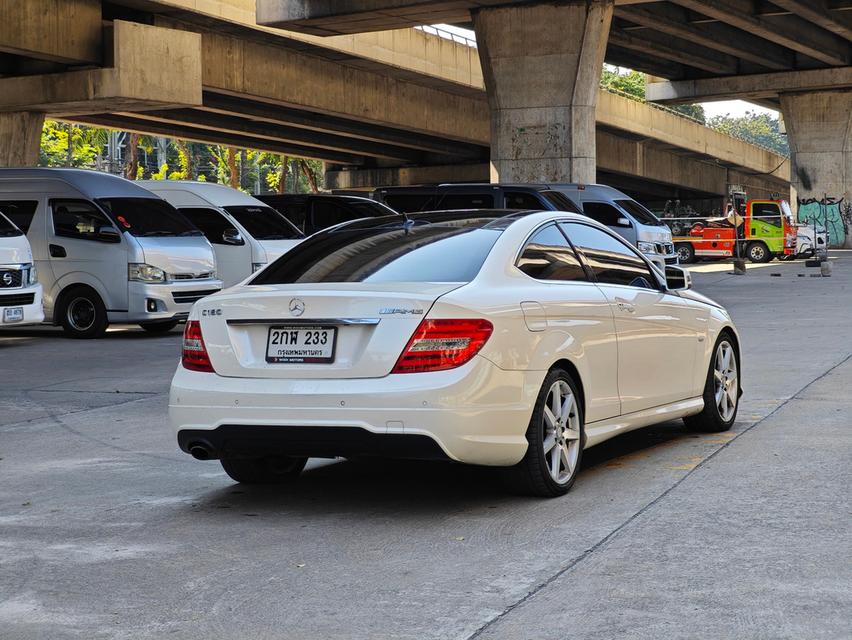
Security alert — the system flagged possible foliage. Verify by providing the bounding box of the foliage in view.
[600,66,706,123]
[707,111,789,156]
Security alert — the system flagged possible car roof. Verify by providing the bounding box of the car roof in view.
[139,180,266,207]
[0,168,158,199]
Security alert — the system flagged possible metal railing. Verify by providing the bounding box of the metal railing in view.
[415,25,477,48]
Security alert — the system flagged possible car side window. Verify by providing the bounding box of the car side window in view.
[582,202,626,227]
[505,191,545,210]
[560,222,658,290]
[309,200,355,233]
[50,200,114,241]
[180,207,237,245]
[0,200,38,233]
[516,224,587,282]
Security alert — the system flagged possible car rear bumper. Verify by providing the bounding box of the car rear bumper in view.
[169,356,543,466]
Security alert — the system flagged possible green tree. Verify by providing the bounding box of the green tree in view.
[599,66,705,123]
[707,111,788,156]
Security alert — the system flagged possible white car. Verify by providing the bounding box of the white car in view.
[170,210,741,497]
[0,210,43,327]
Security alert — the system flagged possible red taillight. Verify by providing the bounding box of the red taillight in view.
[392,318,493,374]
[182,320,214,373]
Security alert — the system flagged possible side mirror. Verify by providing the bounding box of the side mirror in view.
[616,217,632,228]
[97,226,121,243]
[222,228,244,245]
[665,265,692,291]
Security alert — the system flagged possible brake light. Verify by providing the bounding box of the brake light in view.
[182,320,214,373]
[392,319,493,374]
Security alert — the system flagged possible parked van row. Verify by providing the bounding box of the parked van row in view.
[0,168,679,339]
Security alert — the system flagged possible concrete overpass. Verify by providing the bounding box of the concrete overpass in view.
[0,0,787,205]
[260,0,851,227]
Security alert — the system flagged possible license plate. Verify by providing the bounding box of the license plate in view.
[2,307,23,324]
[266,326,336,364]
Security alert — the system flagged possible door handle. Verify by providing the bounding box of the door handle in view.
[49,244,67,258]
[616,301,635,313]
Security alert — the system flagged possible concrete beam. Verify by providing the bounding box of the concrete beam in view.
[0,0,101,65]
[646,66,852,103]
[608,28,738,75]
[0,21,202,115]
[615,5,795,71]
[0,112,45,167]
[668,0,852,66]
[474,1,614,184]
[771,0,852,42]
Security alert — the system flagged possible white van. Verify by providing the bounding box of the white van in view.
[0,209,43,327]
[0,169,222,338]
[139,181,304,287]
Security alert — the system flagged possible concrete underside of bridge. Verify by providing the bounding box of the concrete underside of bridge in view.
[0,0,788,207]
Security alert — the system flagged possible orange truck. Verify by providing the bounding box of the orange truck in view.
[673,199,797,264]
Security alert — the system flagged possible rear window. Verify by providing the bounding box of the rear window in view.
[615,199,664,226]
[97,198,201,237]
[253,220,504,285]
[223,206,303,240]
[0,212,22,237]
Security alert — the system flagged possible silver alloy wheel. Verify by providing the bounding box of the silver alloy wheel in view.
[66,296,96,332]
[542,380,581,484]
[714,340,738,422]
[749,244,767,262]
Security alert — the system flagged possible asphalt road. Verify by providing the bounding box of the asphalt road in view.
[1,255,850,639]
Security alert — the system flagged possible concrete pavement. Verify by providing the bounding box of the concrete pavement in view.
[1,253,850,639]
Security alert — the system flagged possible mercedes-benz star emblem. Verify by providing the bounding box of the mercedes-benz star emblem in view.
[2,273,12,286]
[289,298,305,317]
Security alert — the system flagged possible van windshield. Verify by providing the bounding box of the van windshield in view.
[0,212,23,237]
[223,206,303,240]
[97,198,202,237]
[615,199,665,226]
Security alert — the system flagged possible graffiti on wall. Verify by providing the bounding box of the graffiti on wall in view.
[797,196,852,248]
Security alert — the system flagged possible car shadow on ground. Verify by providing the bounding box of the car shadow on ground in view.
[185,420,699,516]
[0,325,181,343]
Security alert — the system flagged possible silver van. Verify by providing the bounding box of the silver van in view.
[549,184,678,268]
[0,169,222,338]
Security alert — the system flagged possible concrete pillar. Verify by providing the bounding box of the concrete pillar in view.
[0,112,44,166]
[780,90,852,248]
[473,1,614,184]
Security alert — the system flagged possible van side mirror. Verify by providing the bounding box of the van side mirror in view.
[97,226,121,243]
[616,217,632,227]
[665,265,692,291]
[222,228,244,245]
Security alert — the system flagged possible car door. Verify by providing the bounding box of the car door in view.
[560,221,705,415]
[180,207,249,287]
[515,223,621,422]
[48,199,128,311]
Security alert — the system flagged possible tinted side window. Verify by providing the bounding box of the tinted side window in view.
[434,193,495,210]
[51,200,114,241]
[180,207,236,245]
[505,191,546,210]
[582,202,625,227]
[382,194,438,213]
[560,223,657,289]
[309,200,355,233]
[517,224,586,282]
[0,201,37,233]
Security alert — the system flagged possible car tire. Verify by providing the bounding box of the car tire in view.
[676,243,695,264]
[139,320,179,334]
[59,286,109,339]
[746,241,772,263]
[684,333,740,433]
[220,456,308,484]
[506,368,584,497]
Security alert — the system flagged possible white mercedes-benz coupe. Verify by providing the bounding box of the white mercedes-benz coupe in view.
[170,210,741,497]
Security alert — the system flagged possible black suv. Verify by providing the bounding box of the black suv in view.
[256,194,397,235]
[373,184,581,214]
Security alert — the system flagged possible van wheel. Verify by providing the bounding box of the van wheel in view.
[676,243,695,264]
[220,456,308,484]
[139,320,179,334]
[746,242,771,263]
[506,368,584,497]
[59,286,108,339]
